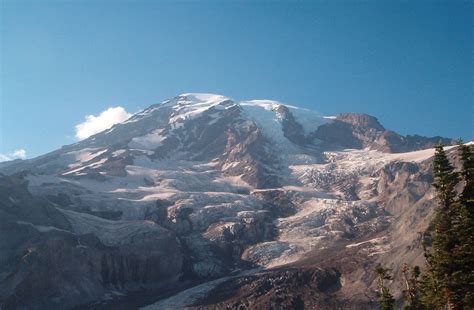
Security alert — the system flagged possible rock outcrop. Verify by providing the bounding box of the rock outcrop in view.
[0,174,183,309]
[313,113,454,152]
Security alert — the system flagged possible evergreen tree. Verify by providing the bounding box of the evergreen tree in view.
[432,144,459,207]
[452,142,474,308]
[402,264,424,310]
[381,143,473,309]
[458,141,474,206]
[421,144,460,309]
[376,265,396,310]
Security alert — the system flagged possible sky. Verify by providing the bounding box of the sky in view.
[0,0,472,159]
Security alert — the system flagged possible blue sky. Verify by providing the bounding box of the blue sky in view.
[1,0,472,159]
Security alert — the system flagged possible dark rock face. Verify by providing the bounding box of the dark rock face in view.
[218,121,279,188]
[312,118,363,149]
[202,213,276,261]
[151,101,240,161]
[337,113,385,130]
[0,174,71,230]
[313,113,455,152]
[277,105,307,146]
[252,189,297,217]
[0,175,183,310]
[187,267,372,310]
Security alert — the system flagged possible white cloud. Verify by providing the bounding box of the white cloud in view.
[75,106,132,140]
[11,149,26,159]
[0,149,27,162]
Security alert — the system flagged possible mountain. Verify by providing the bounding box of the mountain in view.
[0,93,459,309]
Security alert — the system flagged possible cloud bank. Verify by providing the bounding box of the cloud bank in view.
[0,149,27,162]
[75,107,132,140]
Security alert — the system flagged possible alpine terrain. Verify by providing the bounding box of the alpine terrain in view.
[0,93,462,309]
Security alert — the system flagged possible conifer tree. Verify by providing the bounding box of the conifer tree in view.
[376,265,396,310]
[432,144,459,207]
[452,142,474,308]
[402,264,424,310]
[458,141,474,206]
[384,143,473,309]
[421,144,460,309]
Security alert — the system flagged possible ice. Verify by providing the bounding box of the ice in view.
[287,106,329,134]
[66,148,107,166]
[16,221,72,234]
[112,149,127,157]
[140,269,259,310]
[169,93,231,124]
[128,129,165,150]
[240,99,328,150]
[240,101,292,148]
[62,157,108,175]
[390,145,457,163]
[59,209,167,246]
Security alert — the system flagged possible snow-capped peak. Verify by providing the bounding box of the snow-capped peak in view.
[178,93,230,103]
[169,93,234,125]
[240,99,282,111]
[239,99,328,141]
